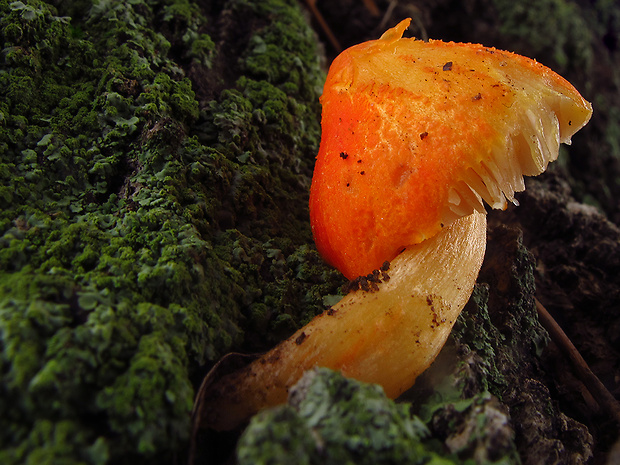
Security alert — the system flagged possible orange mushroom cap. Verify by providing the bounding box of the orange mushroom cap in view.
[309,18,592,280]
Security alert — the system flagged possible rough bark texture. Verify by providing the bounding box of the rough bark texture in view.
[1,0,339,463]
[1,0,619,464]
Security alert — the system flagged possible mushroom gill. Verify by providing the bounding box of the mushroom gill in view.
[309,18,592,279]
[195,19,593,433]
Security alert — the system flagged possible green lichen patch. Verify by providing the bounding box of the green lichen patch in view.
[489,0,593,77]
[1,0,342,463]
[429,391,519,464]
[236,368,456,465]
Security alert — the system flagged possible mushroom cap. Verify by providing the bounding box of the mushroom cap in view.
[309,18,592,280]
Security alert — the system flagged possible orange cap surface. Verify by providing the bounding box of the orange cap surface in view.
[310,19,592,279]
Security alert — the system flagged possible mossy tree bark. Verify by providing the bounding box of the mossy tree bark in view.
[2,0,619,464]
[1,0,342,463]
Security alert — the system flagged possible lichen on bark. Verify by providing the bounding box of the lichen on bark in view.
[0,0,342,463]
[3,0,619,464]
[237,367,450,465]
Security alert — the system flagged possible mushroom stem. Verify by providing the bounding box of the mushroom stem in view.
[197,211,486,431]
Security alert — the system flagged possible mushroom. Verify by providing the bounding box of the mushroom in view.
[195,19,592,432]
[309,18,592,279]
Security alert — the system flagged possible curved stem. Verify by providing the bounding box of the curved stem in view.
[196,212,486,431]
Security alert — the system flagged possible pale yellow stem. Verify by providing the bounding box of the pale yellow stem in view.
[200,211,487,431]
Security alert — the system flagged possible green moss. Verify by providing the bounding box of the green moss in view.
[1,0,341,463]
[237,405,320,465]
[449,284,507,393]
[490,0,593,76]
[237,368,457,465]
[0,419,109,465]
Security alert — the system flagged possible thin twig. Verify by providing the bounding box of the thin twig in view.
[304,0,342,53]
[535,298,620,426]
[362,0,381,17]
